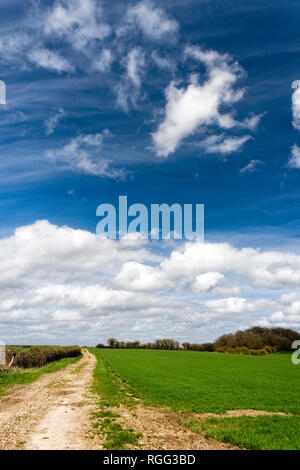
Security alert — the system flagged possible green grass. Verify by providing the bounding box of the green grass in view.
[90,348,133,408]
[89,349,300,414]
[89,348,141,449]
[0,354,82,395]
[184,415,300,450]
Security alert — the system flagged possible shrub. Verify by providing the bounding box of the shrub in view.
[5,345,81,369]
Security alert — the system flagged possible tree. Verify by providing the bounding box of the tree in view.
[107,338,118,348]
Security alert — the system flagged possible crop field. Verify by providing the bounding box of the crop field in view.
[90,348,300,449]
[92,349,300,414]
[0,345,299,449]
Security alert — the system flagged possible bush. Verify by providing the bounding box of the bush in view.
[5,345,81,369]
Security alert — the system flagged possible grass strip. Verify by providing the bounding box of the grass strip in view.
[183,415,300,450]
[0,354,82,395]
[89,348,141,449]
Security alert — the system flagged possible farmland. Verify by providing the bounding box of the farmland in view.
[1,345,299,450]
[91,348,300,414]
[89,348,300,450]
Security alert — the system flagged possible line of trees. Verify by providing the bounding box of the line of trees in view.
[96,338,214,352]
[96,327,300,355]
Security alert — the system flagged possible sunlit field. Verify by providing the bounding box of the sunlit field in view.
[91,349,299,414]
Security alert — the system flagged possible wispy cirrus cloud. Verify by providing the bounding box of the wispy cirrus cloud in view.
[115,47,146,111]
[117,0,179,41]
[28,48,74,73]
[288,144,300,169]
[43,0,110,51]
[46,131,125,179]
[292,80,300,131]
[200,134,252,156]
[44,109,65,135]
[289,81,300,169]
[91,48,114,73]
[239,159,262,174]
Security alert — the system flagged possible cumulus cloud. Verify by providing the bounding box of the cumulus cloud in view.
[192,272,224,293]
[120,241,300,291]
[46,131,125,178]
[152,46,260,157]
[1,221,300,344]
[119,0,179,41]
[28,48,74,73]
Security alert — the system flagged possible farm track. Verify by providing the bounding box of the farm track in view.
[0,349,284,450]
[0,349,102,450]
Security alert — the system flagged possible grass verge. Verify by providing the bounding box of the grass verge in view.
[183,415,300,450]
[0,354,82,395]
[89,348,142,450]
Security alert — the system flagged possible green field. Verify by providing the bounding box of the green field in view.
[90,348,300,414]
[89,348,300,449]
[184,415,300,450]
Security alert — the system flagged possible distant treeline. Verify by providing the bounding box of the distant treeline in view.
[96,327,300,356]
[5,345,81,369]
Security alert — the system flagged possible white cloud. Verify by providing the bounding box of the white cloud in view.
[0,33,33,62]
[200,134,252,155]
[292,80,300,131]
[47,131,125,178]
[44,0,110,51]
[44,109,65,135]
[115,261,171,291]
[126,47,146,88]
[288,144,300,169]
[241,113,264,131]
[151,51,174,70]
[122,241,300,291]
[193,272,224,293]
[92,48,113,73]
[119,0,179,41]
[240,159,262,174]
[28,48,74,73]
[289,82,300,170]
[115,47,146,111]
[152,46,258,157]
[0,221,300,344]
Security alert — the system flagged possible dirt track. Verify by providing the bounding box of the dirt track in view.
[0,349,100,450]
[0,349,236,450]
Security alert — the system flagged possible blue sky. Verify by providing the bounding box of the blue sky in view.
[1,0,300,345]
